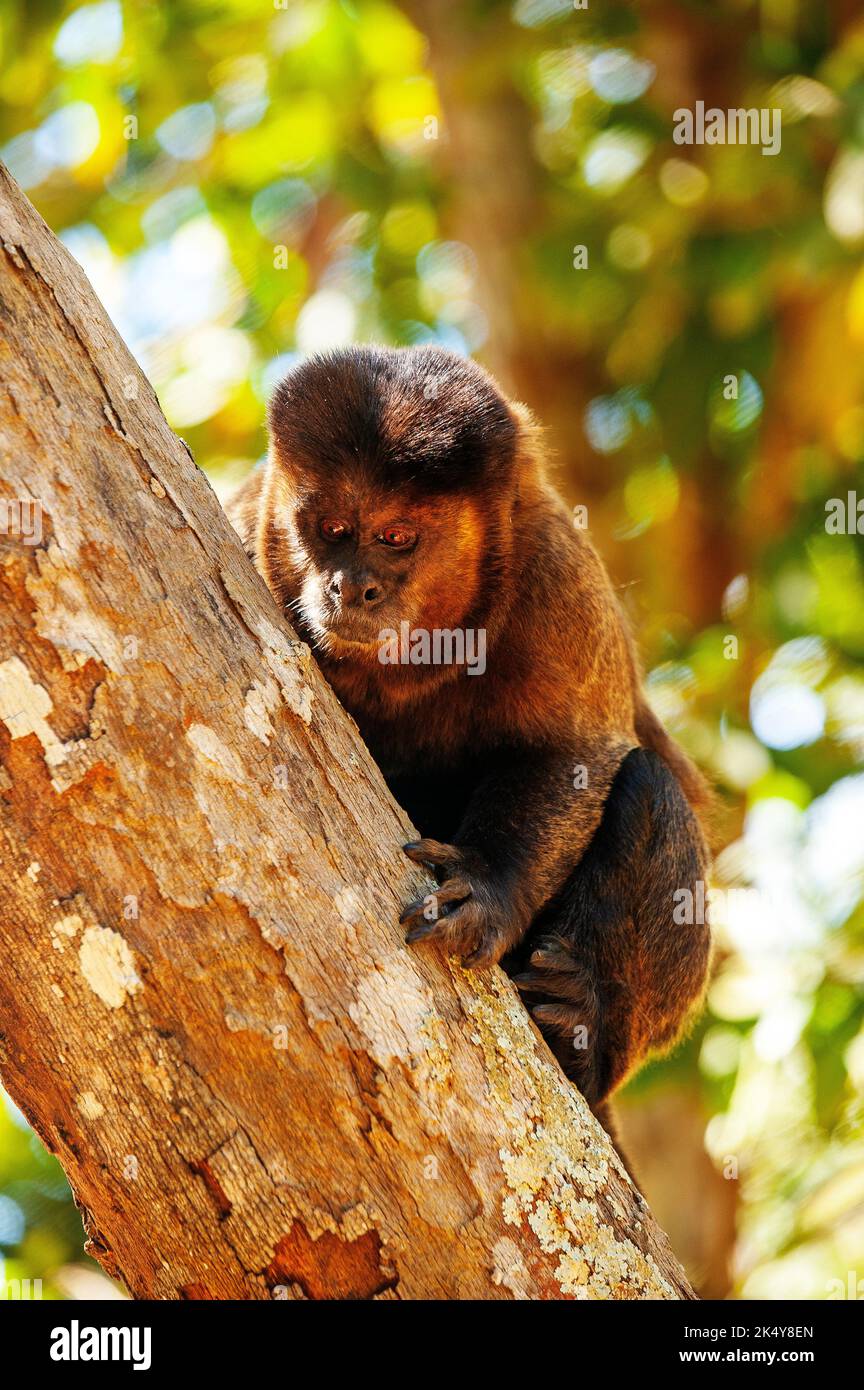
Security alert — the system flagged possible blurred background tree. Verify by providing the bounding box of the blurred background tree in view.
[1,0,862,1301]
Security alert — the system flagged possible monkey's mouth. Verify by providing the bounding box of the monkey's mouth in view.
[326,608,387,644]
[301,602,387,650]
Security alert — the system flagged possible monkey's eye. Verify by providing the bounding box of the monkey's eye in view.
[319,517,352,542]
[379,525,417,550]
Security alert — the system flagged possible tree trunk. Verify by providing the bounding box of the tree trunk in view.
[0,164,693,1301]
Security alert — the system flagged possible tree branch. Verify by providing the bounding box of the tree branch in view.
[0,164,693,1300]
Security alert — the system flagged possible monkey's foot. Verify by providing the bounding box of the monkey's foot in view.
[400,839,516,970]
[512,935,605,1103]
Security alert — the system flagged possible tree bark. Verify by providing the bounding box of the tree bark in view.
[0,164,693,1301]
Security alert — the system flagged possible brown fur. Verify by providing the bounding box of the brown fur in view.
[228,345,712,1121]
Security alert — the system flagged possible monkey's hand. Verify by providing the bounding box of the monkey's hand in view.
[400,839,519,969]
[399,741,631,970]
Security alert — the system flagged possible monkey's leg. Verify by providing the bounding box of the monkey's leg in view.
[400,738,632,969]
[511,747,711,1106]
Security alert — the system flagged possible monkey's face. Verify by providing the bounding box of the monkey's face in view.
[284,484,487,657]
[264,345,528,662]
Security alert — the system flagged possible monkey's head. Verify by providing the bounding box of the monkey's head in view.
[263,346,536,662]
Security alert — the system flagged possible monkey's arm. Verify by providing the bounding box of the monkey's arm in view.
[400,526,639,969]
[400,735,632,969]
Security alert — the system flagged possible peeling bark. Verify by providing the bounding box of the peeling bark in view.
[0,164,694,1301]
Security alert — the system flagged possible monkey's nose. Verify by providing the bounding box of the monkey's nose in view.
[331,575,385,608]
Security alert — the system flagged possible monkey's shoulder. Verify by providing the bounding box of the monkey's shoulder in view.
[225,467,265,559]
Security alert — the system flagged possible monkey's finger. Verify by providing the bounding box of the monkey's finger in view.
[462,938,505,971]
[512,938,576,988]
[407,893,480,948]
[400,877,472,926]
[528,941,580,974]
[401,899,436,934]
[532,934,575,962]
[513,969,587,1004]
[439,904,502,969]
[402,839,463,869]
[401,901,454,941]
[404,922,445,945]
[531,1002,588,1037]
[512,970,547,993]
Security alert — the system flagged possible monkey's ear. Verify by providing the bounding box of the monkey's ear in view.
[508,399,546,475]
[509,400,536,431]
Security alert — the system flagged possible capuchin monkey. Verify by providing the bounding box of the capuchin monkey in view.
[227,345,711,1137]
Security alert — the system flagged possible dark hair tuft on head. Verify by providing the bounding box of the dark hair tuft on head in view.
[268,345,517,491]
